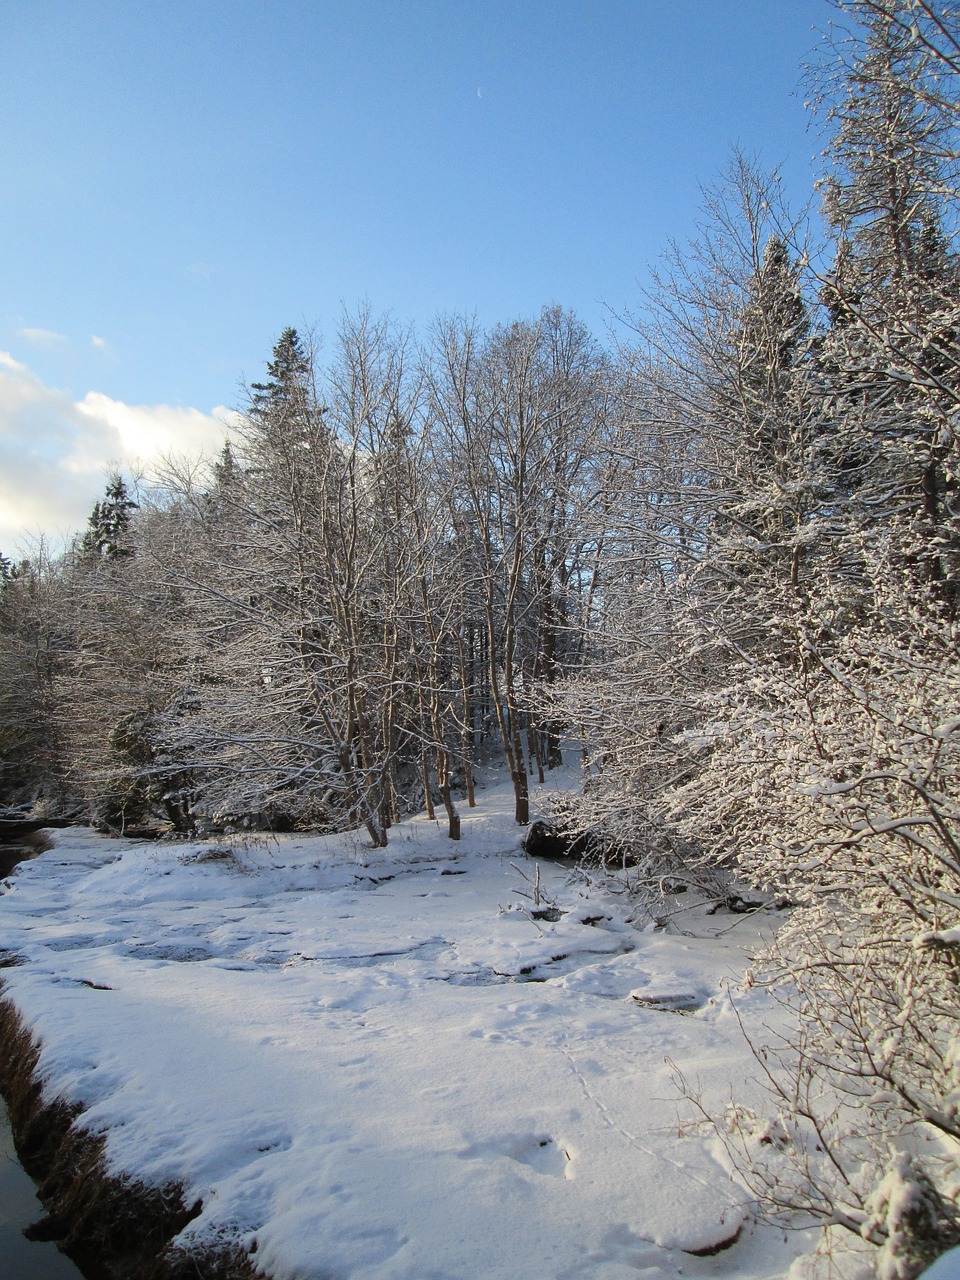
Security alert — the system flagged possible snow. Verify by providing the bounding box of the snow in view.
[0,770,821,1279]
[915,926,960,950]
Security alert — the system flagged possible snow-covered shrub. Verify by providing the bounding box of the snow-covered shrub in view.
[670,554,960,1276]
[863,1155,960,1280]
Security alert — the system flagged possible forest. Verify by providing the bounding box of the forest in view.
[2,2,960,1275]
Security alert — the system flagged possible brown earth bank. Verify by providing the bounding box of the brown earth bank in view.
[0,990,264,1280]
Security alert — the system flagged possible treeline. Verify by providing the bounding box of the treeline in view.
[2,2,960,1270]
[1,305,611,843]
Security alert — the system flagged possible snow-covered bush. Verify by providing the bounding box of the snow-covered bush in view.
[671,552,960,1277]
[864,1155,960,1280]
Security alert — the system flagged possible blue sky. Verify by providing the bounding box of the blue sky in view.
[1,0,831,547]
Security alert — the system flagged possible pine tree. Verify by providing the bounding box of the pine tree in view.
[709,232,820,601]
[251,327,310,403]
[816,0,960,602]
[249,327,313,433]
[80,475,139,560]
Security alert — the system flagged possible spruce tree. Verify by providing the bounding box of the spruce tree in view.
[711,233,817,592]
[249,327,316,449]
[817,0,960,603]
[80,475,138,560]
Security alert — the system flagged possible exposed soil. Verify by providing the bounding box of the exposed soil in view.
[0,992,264,1280]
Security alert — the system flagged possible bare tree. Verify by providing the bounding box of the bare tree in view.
[541,156,823,877]
[425,308,607,825]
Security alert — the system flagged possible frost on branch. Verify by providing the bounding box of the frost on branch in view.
[660,545,960,1275]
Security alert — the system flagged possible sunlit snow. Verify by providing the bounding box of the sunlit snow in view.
[0,768,820,1279]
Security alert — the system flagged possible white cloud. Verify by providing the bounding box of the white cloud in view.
[75,392,235,467]
[18,326,68,349]
[91,335,107,349]
[0,352,237,552]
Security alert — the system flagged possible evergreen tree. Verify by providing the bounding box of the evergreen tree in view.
[816,0,960,603]
[250,326,311,413]
[248,327,319,458]
[80,475,139,560]
[820,10,950,294]
[709,232,820,601]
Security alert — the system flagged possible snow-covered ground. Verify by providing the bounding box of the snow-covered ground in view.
[0,769,827,1279]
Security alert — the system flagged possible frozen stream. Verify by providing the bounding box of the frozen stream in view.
[1,833,86,1280]
[0,787,819,1279]
[0,1099,86,1280]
